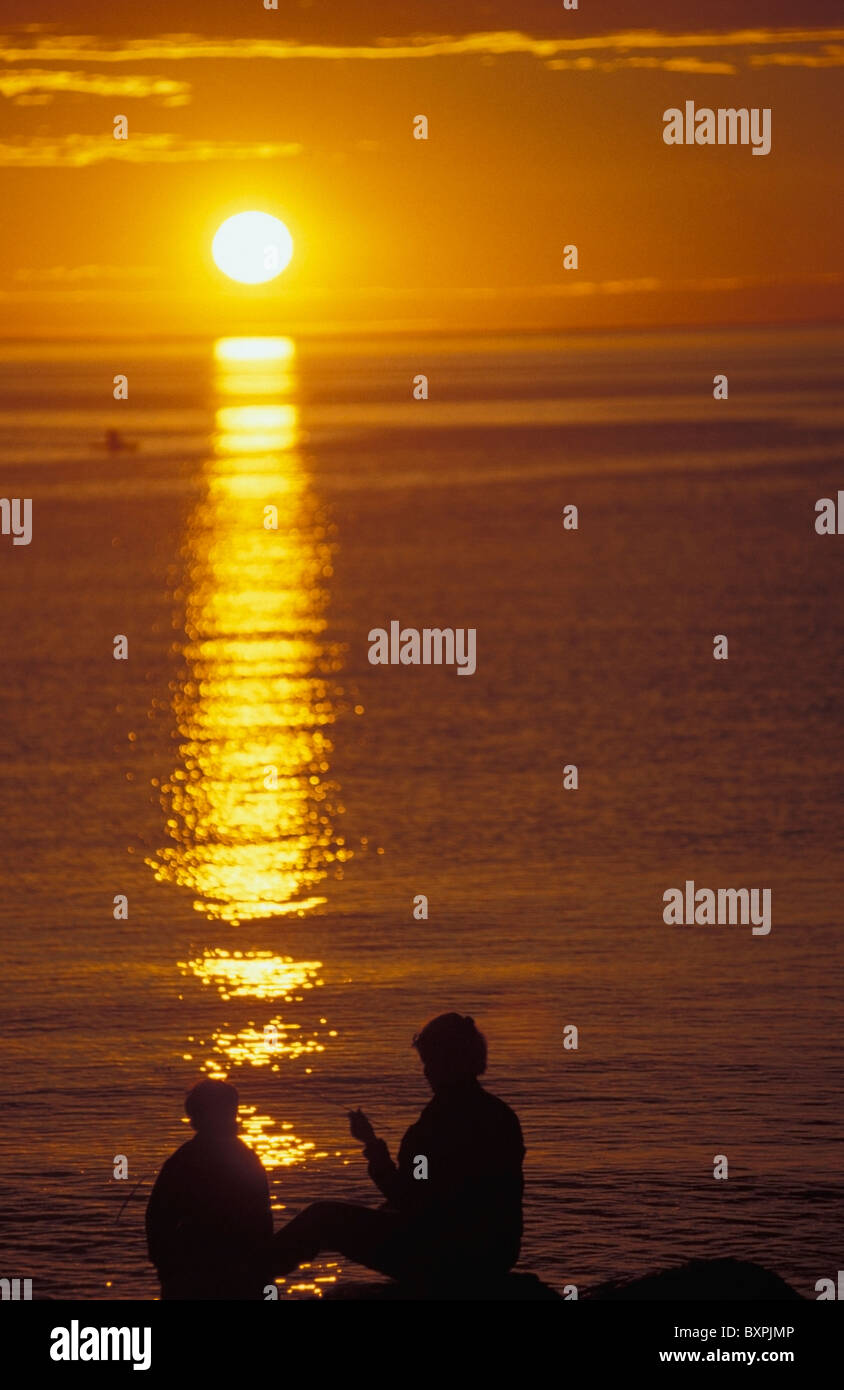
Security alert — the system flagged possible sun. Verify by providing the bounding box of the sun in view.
[212,211,294,285]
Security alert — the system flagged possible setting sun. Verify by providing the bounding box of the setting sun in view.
[212,211,293,285]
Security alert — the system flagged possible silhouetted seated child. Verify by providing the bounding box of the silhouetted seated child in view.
[271,1013,525,1290]
[146,1079,272,1300]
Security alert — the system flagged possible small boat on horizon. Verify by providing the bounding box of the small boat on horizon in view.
[99,428,139,453]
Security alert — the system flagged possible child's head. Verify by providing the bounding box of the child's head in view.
[185,1079,239,1136]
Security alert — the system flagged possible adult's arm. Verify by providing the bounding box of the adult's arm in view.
[364,1134,414,1209]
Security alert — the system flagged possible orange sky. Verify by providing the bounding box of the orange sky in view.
[0,4,842,337]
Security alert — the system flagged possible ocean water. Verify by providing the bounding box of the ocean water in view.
[0,325,843,1300]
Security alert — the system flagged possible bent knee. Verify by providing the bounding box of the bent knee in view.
[296,1199,351,1229]
[305,1200,340,1219]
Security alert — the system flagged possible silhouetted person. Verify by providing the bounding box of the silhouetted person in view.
[272,1014,525,1289]
[146,1079,272,1300]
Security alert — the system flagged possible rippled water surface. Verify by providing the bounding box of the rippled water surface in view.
[1,327,842,1299]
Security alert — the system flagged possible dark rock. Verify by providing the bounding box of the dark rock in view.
[587,1258,803,1301]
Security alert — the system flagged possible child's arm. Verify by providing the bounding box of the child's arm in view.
[145,1160,179,1271]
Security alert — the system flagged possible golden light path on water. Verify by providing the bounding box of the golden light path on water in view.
[149,333,351,923]
[178,951,338,1171]
[148,341,350,1288]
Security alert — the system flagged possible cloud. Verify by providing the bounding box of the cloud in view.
[751,43,844,67]
[0,28,842,65]
[547,56,738,74]
[13,264,157,283]
[0,133,303,166]
[0,68,191,103]
[405,272,844,299]
[3,270,841,307]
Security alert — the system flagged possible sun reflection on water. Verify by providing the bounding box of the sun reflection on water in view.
[184,947,324,1001]
[176,949,337,1171]
[148,338,350,1197]
[148,335,350,923]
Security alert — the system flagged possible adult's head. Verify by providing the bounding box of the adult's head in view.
[413,1013,487,1092]
[185,1079,239,1137]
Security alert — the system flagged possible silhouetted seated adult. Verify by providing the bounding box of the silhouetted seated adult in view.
[271,1013,525,1291]
[146,1079,272,1300]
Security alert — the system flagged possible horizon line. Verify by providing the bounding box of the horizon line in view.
[0,316,841,346]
